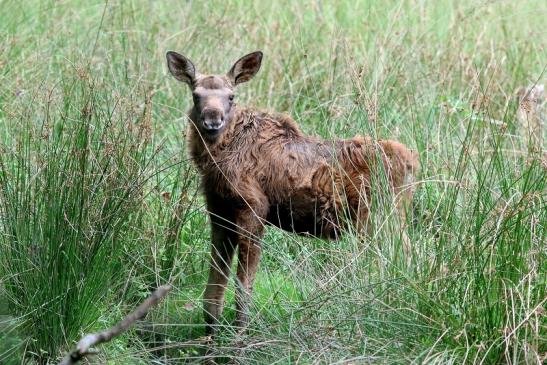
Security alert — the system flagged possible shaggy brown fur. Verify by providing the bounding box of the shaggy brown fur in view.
[166,51,420,337]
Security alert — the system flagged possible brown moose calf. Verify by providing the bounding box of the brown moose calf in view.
[166,50,419,337]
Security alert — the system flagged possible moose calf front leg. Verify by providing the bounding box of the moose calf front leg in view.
[203,222,236,337]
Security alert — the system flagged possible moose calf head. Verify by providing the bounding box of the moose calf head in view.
[166,50,263,141]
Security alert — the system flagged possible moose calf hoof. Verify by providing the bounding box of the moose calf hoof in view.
[202,338,218,365]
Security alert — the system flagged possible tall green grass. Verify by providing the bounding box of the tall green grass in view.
[0,73,153,361]
[0,0,545,363]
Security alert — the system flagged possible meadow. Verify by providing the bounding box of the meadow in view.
[0,0,545,363]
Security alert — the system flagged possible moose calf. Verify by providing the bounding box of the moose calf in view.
[166,50,419,337]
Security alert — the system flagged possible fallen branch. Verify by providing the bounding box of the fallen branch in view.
[59,285,172,365]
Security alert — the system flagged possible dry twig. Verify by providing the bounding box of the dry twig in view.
[58,285,172,365]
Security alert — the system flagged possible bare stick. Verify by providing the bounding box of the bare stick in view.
[59,285,172,365]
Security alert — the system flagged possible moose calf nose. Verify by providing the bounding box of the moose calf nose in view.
[203,119,223,130]
[201,108,225,131]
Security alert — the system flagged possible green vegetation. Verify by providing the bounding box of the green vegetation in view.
[0,0,545,363]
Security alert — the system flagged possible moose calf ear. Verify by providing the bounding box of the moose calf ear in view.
[227,51,263,86]
[166,51,197,85]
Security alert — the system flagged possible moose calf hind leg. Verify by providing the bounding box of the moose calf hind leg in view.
[234,241,262,330]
